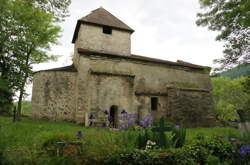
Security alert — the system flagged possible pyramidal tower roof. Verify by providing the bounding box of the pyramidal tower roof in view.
[72,7,134,43]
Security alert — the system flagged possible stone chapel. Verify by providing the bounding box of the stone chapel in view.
[30,7,215,127]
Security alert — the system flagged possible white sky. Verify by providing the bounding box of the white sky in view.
[26,0,224,100]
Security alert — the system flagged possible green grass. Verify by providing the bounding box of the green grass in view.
[0,116,139,163]
[0,116,242,164]
[186,127,241,141]
[0,116,241,148]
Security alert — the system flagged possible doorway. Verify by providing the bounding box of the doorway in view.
[109,105,118,128]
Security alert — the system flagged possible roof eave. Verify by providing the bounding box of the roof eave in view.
[77,48,208,71]
[72,20,134,43]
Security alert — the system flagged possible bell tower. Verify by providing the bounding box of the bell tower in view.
[72,7,134,62]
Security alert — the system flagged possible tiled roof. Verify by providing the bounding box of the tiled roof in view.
[34,64,77,73]
[77,48,209,70]
[72,7,134,43]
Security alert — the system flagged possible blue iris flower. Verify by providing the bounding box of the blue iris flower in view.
[121,109,127,114]
[175,125,180,129]
[139,120,147,127]
[104,110,109,115]
[108,116,113,122]
[240,145,250,151]
[240,151,247,157]
[239,144,250,157]
[77,131,83,137]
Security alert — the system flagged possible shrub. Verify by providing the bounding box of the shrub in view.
[174,136,238,164]
[137,128,151,149]
[0,78,13,116]
[103,149,153,165]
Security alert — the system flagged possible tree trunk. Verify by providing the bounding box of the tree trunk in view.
[16,77,27,120]
[16,48,32,120]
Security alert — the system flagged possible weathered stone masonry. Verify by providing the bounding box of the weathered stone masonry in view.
[30,7,215,127]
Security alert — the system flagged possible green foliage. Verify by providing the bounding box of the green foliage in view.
[137,128,150,149]
[211,77,248,124]
[151,118,170,148]
[242,73,250,120]
[205,155,221,165]
[0,0,70,119]
[21,100,31,116]
[42,134,76,155]
[172,127,186,148]
[213,64,250,79]
[196,0,250,70]
[0,117,243,164]
[174,136,237,164]
[0,78,13,115]
[14,100,31,116]
[103,149,153,165]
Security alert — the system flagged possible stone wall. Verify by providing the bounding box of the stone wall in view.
[82,55,212,92]
[167,87,215,127]
[74,55,214,126]
[75,24,131,56]
[31,53,215,127]
[89,72,135,114]
[30,71,77,121]
[135,95,168,121]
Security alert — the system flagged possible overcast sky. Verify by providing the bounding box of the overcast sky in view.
[27,0,224,99]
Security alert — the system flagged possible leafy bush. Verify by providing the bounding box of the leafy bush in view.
[174,136,238,164]
[0,78,13,116]
[103,149,153,165]
[137,128,151,149]
[212,77,248,125]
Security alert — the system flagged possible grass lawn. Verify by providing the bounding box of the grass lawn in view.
[0,116,241,147]
[0,116,244,164]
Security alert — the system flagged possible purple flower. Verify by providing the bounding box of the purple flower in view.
[240,145,250,152]
[144,114,153,126]
[121,109,127,114]
[145,114,152,119]
[118,123,123,130]
[240,151,248,157]
[100,122,106,127]
[239,145,250,157]
[175,125,180,129]
[127,119,135,124]
[89,114,95,119]
[139,120,147,127]
[77,131,83,137]
[104,110,109,115]
[108,116,113,122]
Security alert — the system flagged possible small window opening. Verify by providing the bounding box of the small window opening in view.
[151,97,158,111]
[103,26,112,34]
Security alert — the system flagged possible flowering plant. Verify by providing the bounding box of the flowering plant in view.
[239,144,250,157]
[145,140,156,150]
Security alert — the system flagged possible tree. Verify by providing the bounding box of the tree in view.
[242,72,250,120]
[0,0,71,119]
[0,78,13,115]
[212,77,248,124]
[196,0,250,71]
